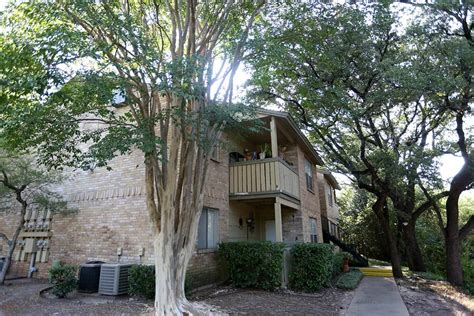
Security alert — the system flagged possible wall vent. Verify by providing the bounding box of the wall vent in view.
[98,263,132,295]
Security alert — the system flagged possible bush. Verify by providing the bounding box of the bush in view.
[336,270,363,290]
[129,265,155,299]
[48,261,78,298]
[219,241,286,290]
[289,243,334,292]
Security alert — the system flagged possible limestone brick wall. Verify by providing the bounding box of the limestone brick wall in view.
[296,146,323,243]
[0,207,19,259]
[317,173,340,222]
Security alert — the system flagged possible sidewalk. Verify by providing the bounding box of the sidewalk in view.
[346,276,409,316]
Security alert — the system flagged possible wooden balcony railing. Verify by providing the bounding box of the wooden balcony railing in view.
[229,158,300,199]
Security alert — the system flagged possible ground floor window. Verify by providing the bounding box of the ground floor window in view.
[197,207,219,249]
[310,217,318,243]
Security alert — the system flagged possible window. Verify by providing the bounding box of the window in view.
[327,186,334,207]
[210,143,219,161]
[310,218,318,243]
[304,159,314,191]
[197,208,219,249]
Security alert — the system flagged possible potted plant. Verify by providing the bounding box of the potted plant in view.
[342,255,350,273]
[259,144,271,159]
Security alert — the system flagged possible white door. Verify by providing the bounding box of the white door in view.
[265,220,276,242]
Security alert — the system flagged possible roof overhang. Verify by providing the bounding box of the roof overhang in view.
[256,109,324,166]
[318,169,341,190]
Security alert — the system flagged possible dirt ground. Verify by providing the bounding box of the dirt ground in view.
[397,276,474,316]
[1,277,473,315]
[0,278,353,316]
[0,278,152,316]
[190,286,354,315]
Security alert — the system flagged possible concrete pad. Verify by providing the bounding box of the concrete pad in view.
[346,277,409,316]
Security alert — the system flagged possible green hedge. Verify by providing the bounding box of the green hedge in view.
[218,241,286,290]
[129,265,155,299]
[128,265,195,299]
[336,270,364,290]
[48,261,78,298]
[289,243,334,292]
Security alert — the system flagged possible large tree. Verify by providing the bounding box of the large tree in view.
[0,1,264,313]
[247,1,452,276]
[410,0,474,286]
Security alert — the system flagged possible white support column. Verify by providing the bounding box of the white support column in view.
[270,116,278,158]
[274,198,283,242]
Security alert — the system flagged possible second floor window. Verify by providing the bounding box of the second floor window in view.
[327,186,334,206]
[310,218,318,243]
[210,143,219,161]
[197,207,219,250]
[304,159,314,191]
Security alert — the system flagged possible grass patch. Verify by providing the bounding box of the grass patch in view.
[413,271,446,281]
[336,270,364,290]
[368,258,391,266]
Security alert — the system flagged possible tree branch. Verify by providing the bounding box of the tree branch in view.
[459,215,474,241]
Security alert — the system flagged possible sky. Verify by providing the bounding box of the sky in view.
[0,0,470,192]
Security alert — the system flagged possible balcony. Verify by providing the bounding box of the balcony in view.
[229,157,300,200]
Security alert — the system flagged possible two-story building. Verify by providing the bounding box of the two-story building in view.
[0,109,341,289]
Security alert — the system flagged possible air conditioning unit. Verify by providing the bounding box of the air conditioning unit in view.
[98,263,132,295]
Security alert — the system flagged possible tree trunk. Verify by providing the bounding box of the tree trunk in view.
[151,192,204,315]
[445,192,463,286]
[373,196,403,278]
[0,205,26,284]
[445,161,473,286]
[143,122,211,314]
[403,220,426,272]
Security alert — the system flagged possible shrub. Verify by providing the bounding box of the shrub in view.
[336,270,363,290]
[129,265,155,299]
[289,243,334,292]
[219,241,286,290]
[48,261,78,298]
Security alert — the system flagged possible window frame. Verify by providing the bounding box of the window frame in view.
[304,158,314,192]
[309,217,318,243]
[197,207,220,250]
[210,143,220,162]
[327,186,334,207]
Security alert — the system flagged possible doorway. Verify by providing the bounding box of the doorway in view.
[265,220,276,242]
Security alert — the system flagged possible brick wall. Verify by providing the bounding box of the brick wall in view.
[0,118,327,289]
[296,146,324,243]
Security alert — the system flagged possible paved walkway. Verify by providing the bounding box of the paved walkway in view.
[346,276,409,316]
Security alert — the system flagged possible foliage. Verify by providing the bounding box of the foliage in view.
[129,265,155,300]
[218,241,285,290]
[0,153,69,212]
[416,194,474,291]
[416,211,446,275]
[48,261,78,298]
[0,0,265,310]
[289,243,334,292]
[338,186,391,262]
[0,152,73,284]
[335,270,364,290]
[246,0,463,275]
